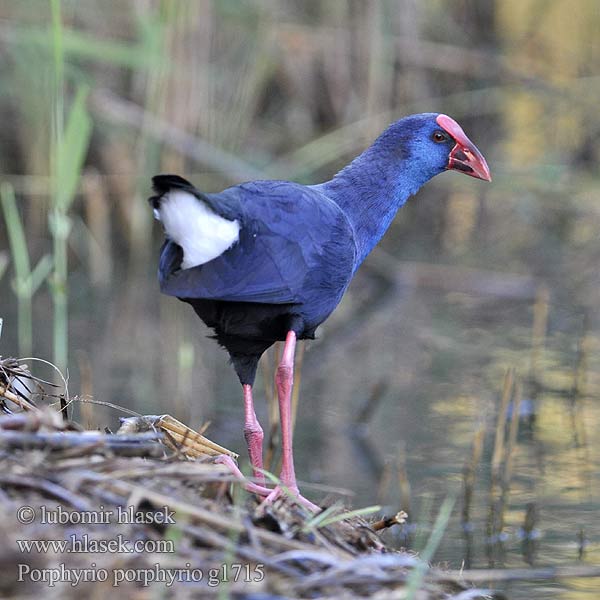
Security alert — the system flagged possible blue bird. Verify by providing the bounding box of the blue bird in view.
[149,113,491,510]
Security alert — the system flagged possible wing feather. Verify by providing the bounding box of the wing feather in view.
[154,178,356,305]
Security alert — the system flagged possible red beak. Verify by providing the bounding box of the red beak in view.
[436,114,492,182]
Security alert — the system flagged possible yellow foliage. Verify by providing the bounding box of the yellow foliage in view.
[496,0,600,164]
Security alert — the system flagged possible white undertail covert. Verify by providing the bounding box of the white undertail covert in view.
[155,190,240,269]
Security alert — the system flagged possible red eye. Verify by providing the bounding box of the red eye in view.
[432,131,447,143]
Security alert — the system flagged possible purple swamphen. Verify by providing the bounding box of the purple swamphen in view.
[149,113,491,510]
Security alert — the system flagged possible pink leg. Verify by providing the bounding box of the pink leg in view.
[275,331,298,491]
[242,384,266,486]
[263,331,319,512]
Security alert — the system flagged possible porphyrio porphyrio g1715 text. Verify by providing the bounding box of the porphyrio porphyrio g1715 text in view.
[149,113,491,511]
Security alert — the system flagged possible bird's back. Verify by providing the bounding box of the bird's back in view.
[153,176,356,334]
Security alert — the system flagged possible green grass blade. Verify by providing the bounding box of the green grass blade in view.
[0,182,31,279]
[1,182,34,356]
[55,85,93,212]
[50,0,64,143]
[317,504,382,528]
[29,255,54,294]
[13,27,161,71]
[302,502,343,531]
[256,468,281,487]
[405,496,456,600]
[61,27,161,69]
[303,503,382,531]
[412,493,433,553]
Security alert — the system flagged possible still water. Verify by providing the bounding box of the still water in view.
[283,272,599,600]
[192,177,600,599]
[2,175,599,599]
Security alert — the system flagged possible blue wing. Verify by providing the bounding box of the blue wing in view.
[154,177,357,307]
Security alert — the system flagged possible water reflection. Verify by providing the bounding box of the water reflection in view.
[2,83,600,600]
[284,264,599,599]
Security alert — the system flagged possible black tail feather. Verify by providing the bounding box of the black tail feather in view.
[151,174,196,195]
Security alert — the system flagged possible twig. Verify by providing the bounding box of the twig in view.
[154,414,237,458]
[0,474,92,511]
[0,383,38,411]
[184,522,301,578]
[372,511,408,532]
[0,431,164,456]
[93,481,357,559]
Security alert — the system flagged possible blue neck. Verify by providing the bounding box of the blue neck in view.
[316,142,438,268]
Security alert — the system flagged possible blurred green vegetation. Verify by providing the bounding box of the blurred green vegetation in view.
[0,1,599,595]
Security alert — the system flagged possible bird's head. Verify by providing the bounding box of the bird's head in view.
[377,112,491,183]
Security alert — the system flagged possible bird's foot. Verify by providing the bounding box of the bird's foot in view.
[214,454,272,496]
[259,484,320,513]
[215,455,320,512]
